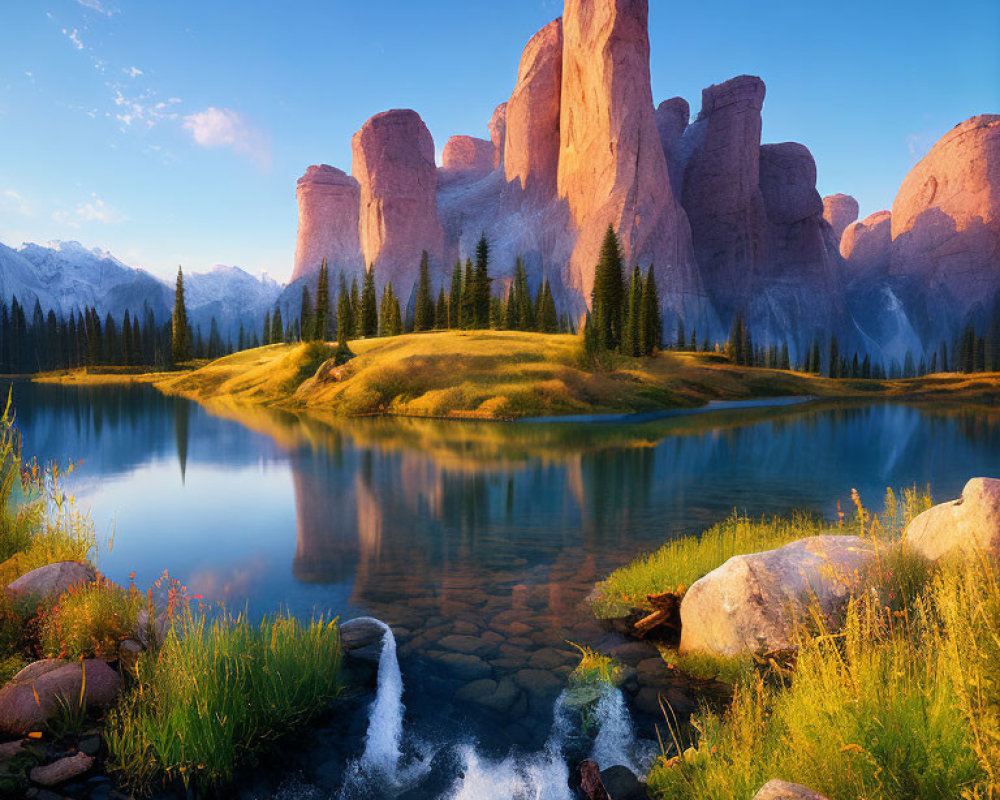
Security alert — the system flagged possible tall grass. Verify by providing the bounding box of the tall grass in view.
[592,512,836,618]
[104,610,343,794]
[41,579,144,659]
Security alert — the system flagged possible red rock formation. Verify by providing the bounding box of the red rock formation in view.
[442,136,495,175]
[681,75,767,315]
[352,109,445,289]
[890,115,1000,309]
[656,97,690,196]
[489,103,507,169]
[841,210,891,277]
[558,0,698,312]
[292,165,362,283]
[504,17,563,198]
[822,193,859,243]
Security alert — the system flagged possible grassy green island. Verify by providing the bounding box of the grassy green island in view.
[34,331,1000,421]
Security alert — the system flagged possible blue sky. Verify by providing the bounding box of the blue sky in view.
[0,0,997,284]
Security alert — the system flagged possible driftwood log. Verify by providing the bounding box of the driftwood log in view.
[633,591,682,636]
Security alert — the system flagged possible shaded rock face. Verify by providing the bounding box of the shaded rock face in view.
[890,115,1000,316]
[558,0,702,328]
[681,75,767,319]
[489,102,508,170]
[656,97,690,197]
[504,17,563,199]
[679,536,879,657]
[292,165,363,284]
[823,193,860,243]
[442,136,496,175]
[841,210,892,278]
[759,143,823,225]
[352,109,445,290]
[0,659,121,736]
[754,780,831,800]
[340,616,387,663]
[904,477,1000,562]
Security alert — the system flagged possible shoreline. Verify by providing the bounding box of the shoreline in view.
[518,394,817,424]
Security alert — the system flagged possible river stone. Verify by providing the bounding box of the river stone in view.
[6,562,96,604]
[528,647,573,670]
[427,652,491,681]
[680,536,879,657]
[753,779,831,800]
[513,669,563,699]
[0,739,24,760]
[29,752,94,786]
[455,677,520,714]
[904,478,1000,562]
[339,617,386,663]
[0,660,121,736]
[600,765,649,800]
[438,634,493,657]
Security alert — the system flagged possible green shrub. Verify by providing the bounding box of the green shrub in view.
[569,642,623,687]
[104,611,343,793]
[41,580,143,659]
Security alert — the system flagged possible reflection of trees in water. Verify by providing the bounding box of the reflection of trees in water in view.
[173,399,190,483]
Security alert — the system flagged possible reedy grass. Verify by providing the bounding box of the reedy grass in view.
[41,579,143,659]
[568,642,624,687]
[104,609,343,795]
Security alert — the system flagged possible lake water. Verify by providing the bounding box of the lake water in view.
[6,380,1000,798]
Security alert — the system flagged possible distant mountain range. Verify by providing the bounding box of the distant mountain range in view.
[0,240,284,339]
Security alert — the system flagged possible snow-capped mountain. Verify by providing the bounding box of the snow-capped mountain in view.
[0,240,284,338]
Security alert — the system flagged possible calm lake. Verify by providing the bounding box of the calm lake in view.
[6,381,1000,798]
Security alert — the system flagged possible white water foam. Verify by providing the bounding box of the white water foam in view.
[359,620,404,778]
[590,686,642,774]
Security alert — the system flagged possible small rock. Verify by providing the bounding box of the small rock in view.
[6,562,96,606]
[339,617,387,663]
[455,677,520,714]
[134,609,168,649]
[600,765,649,800]
[904,478,1000,562]
[753,779,831,800]
[0,660,121,736]
[572,759,610,800]
[78,734,100,756]
[0,738,25,760]
[513,669,563,699]
[426,652,491,681]
[528,647,572,671]
[29,752,94,786]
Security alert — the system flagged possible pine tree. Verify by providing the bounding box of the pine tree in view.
[300,286,314,343]
[448,260,463,329]
[360,265,378,338]
[638,265,661,356]
[434,288,448,329]
[171,266,192,363]
[461,259,476,329]
[238,324,246,351]
[350,277,361,336]
[380,281,403,337]
[536,279,558,333]
[474,234,491,327]
[313,259,330,341]
[262,310,271,346]
[676,317,685,352]
[621,267,643,356]
[590,226,626,351]
[122,311,133,366]
[780,342,790,371]
[414,251,435,332]
[271,305,283,344]
[828,336,841,378]
[337,273,354,341]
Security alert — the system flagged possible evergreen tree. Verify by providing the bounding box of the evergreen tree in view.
[300,286,314,343]
[122,311,133,366]
[536,279,559,333]
[271,305,283,344]
[434,288,448,329]
[350,277,361,336]
[414,250,435,332]
[379,281,403,336]
[314,259,330,341]
[460,259,476,329]
[360,265,378,338]
[262,310,271,346]
[676,317,685,352]
[780,342,790,371]
[638,265,661,356]
[337,281,352,346]
[171,266,192,363]
[621,267,643,356]
[828,335,841,378]
[448,260,463,329]
[238,324,246,351]
[474,234,491,327]
[589,226,626,352]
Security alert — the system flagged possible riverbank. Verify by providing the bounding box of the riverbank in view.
[35,332,1000,421]
[589,487,1000,800]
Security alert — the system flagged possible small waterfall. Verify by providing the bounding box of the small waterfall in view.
[590,686,641,773]
[359,619,404,779]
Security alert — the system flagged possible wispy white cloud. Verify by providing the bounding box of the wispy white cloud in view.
[183,107,271,170]
[2,190,34,218]
[111,88,180,129]
[62,27,84,50]
[52,193,128,227]
[124,66,143,78]
[76,0,116,16]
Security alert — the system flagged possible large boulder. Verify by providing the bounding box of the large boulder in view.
[681,75,768,318]
[822,193,860,243]
[904,477,1000,562]
[841,210,892,278]
[679,536,879,657]
[753,780,831,800]
[558,0,701,323]
[340,616,387,663]
[504,17,563,199]
[291,165,363,283]
[890,115,1000,314]
[351,109,445,290]
[442,136,496,175]
[0,659,121,736]
[6,561,96,605]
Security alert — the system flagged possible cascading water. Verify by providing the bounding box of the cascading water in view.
[359,619,404,779]
[590,686,648,774]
